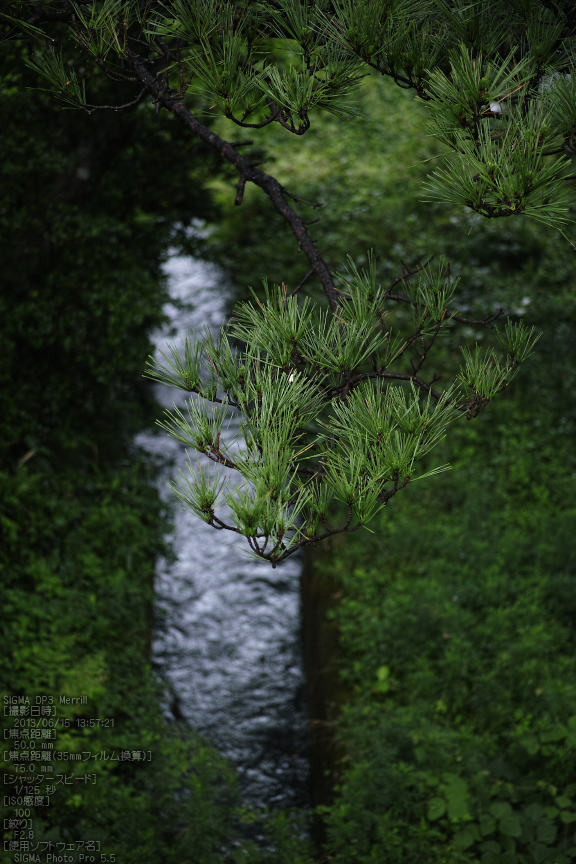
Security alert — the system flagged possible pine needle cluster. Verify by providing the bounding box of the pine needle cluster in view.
[7,1,576,233]
[146,259,538,565]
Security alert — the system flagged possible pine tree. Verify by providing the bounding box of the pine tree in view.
[5,0,575,565]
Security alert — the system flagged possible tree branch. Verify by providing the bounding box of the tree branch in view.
[127,53,340,313]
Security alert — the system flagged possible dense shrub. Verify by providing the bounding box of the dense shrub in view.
[319,399,576,864]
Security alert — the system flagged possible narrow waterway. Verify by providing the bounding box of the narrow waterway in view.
[137,252,310,809]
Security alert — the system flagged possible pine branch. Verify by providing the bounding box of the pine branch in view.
[125,50,340,312]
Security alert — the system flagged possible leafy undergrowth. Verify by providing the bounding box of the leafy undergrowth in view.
[0,458,315,863]
[317,404,576,864]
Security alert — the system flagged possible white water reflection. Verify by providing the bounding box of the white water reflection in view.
[137,253,309,807]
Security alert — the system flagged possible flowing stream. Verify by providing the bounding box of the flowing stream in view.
[137,252,310,810]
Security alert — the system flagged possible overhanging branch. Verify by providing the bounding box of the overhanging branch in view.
[128,54,340,313]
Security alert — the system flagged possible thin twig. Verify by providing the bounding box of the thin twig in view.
[289,268,314,297]
[235,175,247,206]
[83,87,147,111]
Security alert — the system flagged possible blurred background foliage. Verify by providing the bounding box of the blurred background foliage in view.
[2,28,576,863]
[316,404,576,863]
[0,37,219,454]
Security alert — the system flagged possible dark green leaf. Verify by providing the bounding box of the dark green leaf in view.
[480,814,497,836]
[499,815,522,837]
[454,828,476,849]
[490,802,513,820]
[428,796,447,821]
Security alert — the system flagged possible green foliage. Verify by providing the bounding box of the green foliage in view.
[26,45,88,107]
[8,0,576,551]
[316,372,576,863]
[422,43,575,228]
[459,320,540,403]
[9,0,576,233]
[0,461,315,862]
[0,461,243,863]
[147,254,539,565]
[0,37,219,455]
[205,73,445,291]
[4,5,576,860]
